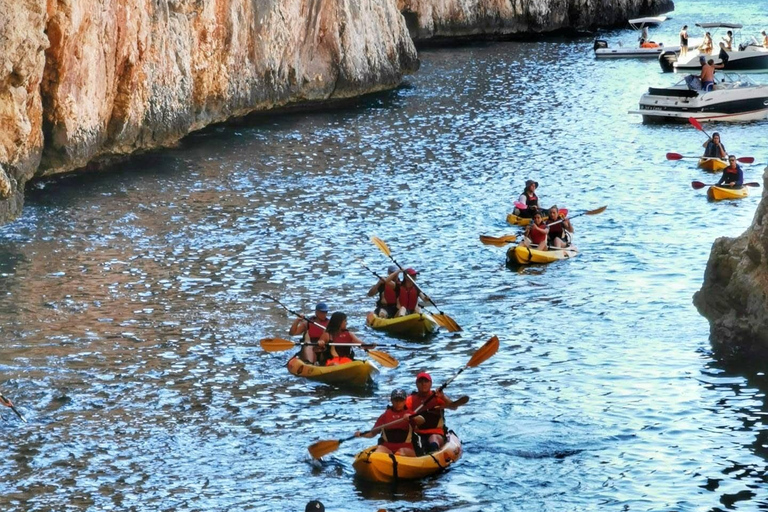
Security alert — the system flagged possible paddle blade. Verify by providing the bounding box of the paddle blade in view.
[370,236,392,258]
[585,205,607,216]
[737,157,755,164]
[745,182,761,188]
[479,234,517,245]
[691,180,707,190]
[467,335,499,367]
[688,117,704,131]
[308,439,341,460]
[666,152,684,160]
[432,313,462,333]
[366,349,399,368]
[449,395,470,409]
[260,338,297,352]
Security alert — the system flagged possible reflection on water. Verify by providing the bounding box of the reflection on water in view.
[3,2,768,511]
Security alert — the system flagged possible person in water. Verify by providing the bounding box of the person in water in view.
[356,388,423,456]
[406,372,456,454]
[366,265,400,320]
[513,179,540,219]
[716,155,744,188]
[546,205,574,249]
[702,132,727,159]
[699,58,723,92]
[679,25,689,56]
[522,211,549,250]
[396,268,429,317]
[317,312,371,366]
[289,302,330,364]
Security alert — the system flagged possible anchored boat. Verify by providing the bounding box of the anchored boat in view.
[595,17,676,59]
[660,23,768,73]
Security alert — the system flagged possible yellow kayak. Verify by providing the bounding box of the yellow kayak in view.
[507,208,567,226]
[352,432,462,483]
[507,244,579,265]
[707,185,748,201]
[698,157,728,172]
[286,357,378,387]
[366,313,439,338]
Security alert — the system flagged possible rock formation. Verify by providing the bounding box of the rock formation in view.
[398,0,675,42]
[694,167,768,361]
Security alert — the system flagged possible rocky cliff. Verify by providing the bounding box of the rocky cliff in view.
[694,167,768,361]
[398,0,674,42]
[0,0,418,225]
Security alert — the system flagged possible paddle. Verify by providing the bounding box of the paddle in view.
[547,205,607,227]
[308,335,499,459]
[260,337,407,362]
[0,393,27,423]
[687,118,756,163]
[261,294,399,368]
[479,234,518,245]
[666,152,754,164]
[370,236,461,332]
[691,181,760,190]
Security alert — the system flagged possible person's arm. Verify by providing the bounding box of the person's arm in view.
[716,173,725,186]
[563,219,574,233]
[736,167,744,186]
[367,280,384,297]
[702,139,710,149]
[517,193,527,205]
[718,144,727,159]
[532,223,548,236]
[289,317,307,336]
[317,331,330,350]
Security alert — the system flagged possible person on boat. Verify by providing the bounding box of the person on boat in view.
[406,372,456,454]
[640,25,649,44]
[289,302,330,364]
[762,31,768,49]
[699,32,713,54]
[699,58,723,92]
[366,265,400,320]
[522,211,548,251]
[722,31,733,51]
[317,311,371,366]
[716,156,744,188]
[679,25,689,56]
[355,388,423,456]
[702,132,727,159]
[718,43,731,66]
[513,179,540,219]
[546,205,573,249]
[396,268,429,317]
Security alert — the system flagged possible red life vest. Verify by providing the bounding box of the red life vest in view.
[399,284,419,311]
[548,221,564,239]
[330,330,355,359]
[374,406,413,447]
[529,222,547,244]
[525,191,539,209]
[382,281,399,305]
[406,392,446,435]
[307,316,329,342]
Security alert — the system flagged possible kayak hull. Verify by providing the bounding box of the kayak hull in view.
[507,244,579,265]
[698,157,728,172]
[352,432,462,483]
[366,313,439,338]
[286,357,378,387]
[707,185,748,201]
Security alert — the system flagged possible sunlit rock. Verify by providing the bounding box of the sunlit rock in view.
[694,167,768,360]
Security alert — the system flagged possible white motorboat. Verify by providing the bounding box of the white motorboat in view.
[629,73,768,123]
[660,23,768,72]
[594,17,677,59]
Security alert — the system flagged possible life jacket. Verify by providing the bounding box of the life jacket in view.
[375,406,413,444]
[306,315,329,342]
[399,284,419,312]
[406,392,446,435]
[548,221,564,239]
[704,142,725,158]
[377,281,399,308]
[329,329,355,359]
[528,222,547,245]
[721,165,741,184]
[525,191,539,209]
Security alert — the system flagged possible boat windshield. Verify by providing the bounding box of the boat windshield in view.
[672,73,757,90]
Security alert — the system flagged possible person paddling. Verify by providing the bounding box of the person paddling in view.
[396,268,429,317]
[317,312,373,366]
[522,211,548,250]
[716,155,744,188]
[289,302,330,364]
[702,132,727,159]
[546,205,573,249]
[513,179,540,219]
[406,372,456,454]
[355,388,423,456]
[366,265,400,320]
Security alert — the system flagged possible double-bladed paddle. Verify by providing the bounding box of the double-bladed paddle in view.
[369,236,461,332]
[259,337,404,368]
[261,294,399,368]
[308,335,499,459]
[0,393,27,423]
[691,181,760,190]
[666,152,754,164]
[686,118,755,163]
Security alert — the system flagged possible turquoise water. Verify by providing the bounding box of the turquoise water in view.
[1,1,768,511]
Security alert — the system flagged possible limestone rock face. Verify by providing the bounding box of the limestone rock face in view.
[398,0,675,41]
[0,0,418,224]
[694,167,768,361]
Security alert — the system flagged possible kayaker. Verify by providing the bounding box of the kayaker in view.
[396,268,429,317]
[289,302,330,364]
[679,25,689,56]
[406,372,456,454]
[355,388,423,456]
[513,179,540,219]
[546,205,573,249]
[702,133,727,159]
[716,156,744,188]
[317,311,372,366]
[305,500,324,512]
[366,265,400,320]
[522,211,548,250]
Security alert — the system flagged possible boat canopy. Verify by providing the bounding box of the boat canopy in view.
[628,16,667,29]
[695,23,743,29]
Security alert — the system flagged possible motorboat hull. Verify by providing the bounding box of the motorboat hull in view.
[595,46,680,59]
[661,47,768,73]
